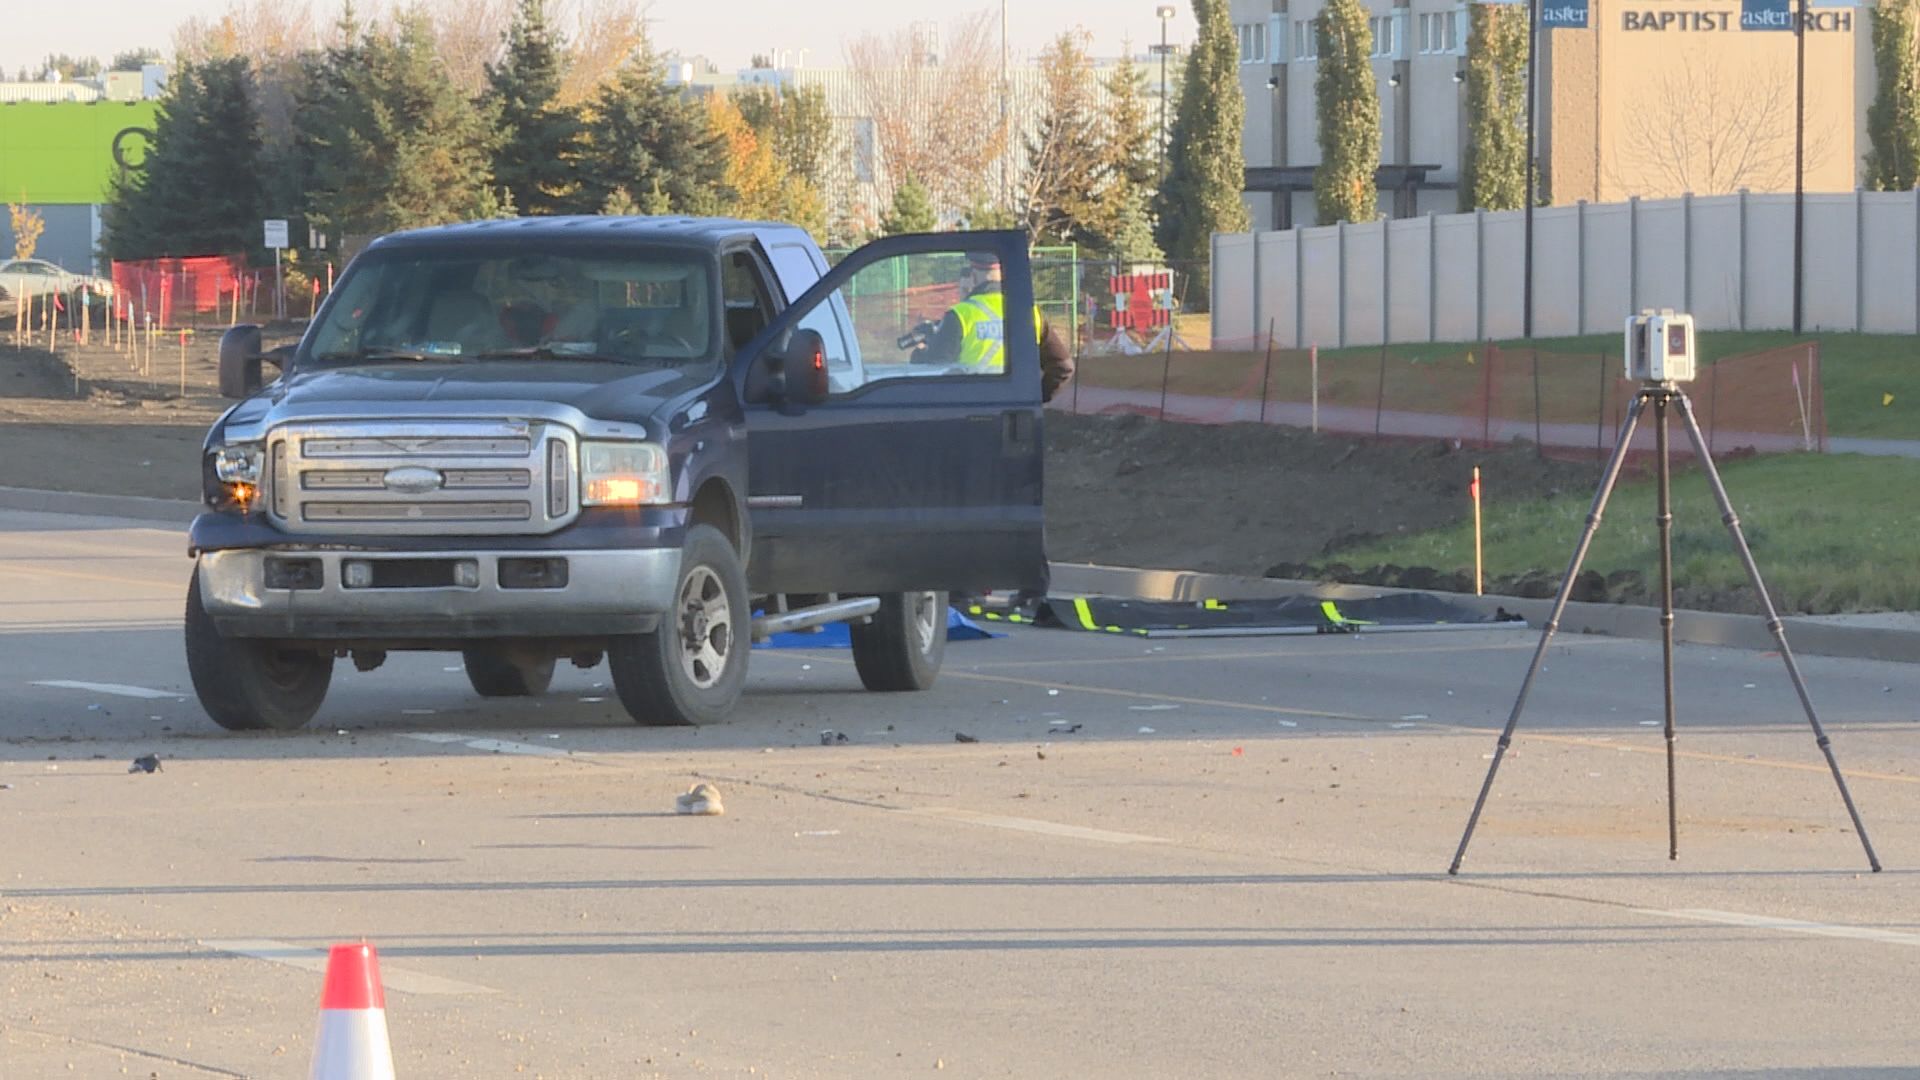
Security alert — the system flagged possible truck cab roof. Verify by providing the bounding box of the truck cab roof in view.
[370,216,815,253]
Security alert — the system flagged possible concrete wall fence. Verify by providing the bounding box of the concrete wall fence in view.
[1211,190,1920,348]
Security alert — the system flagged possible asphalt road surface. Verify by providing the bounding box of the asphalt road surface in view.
[2,506,1918,1079]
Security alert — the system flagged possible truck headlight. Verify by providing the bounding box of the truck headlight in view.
[207,443,265,511]
[579,440,669,507]
[214,444,264,484]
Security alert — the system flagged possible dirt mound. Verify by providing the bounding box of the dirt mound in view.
[1045,411,1597,578]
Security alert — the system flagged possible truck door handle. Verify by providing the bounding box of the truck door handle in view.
[1002,409,1033,450]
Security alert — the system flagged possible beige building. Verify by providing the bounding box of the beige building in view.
[1233,0,1872,229]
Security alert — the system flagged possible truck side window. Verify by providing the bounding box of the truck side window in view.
[768,242,860,390]
[721,251,776,358]
[830,250,1017,392]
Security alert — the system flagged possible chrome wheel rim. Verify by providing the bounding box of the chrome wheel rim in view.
[911,591,940,654]
[675,566,732,691]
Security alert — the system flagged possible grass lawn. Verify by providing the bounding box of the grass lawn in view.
[1326,452,1920,614]
[1078,329,1918,440]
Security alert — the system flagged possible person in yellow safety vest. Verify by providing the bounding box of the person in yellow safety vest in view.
[917,252,1074,402]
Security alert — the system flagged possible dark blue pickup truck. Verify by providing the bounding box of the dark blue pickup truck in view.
[188,217,1047,730]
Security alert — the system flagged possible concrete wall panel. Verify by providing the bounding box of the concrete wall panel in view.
[1299,225,1344,347]
[1530,206,1583,339]
[1858,192,1918,335]
[1343,222,1387,347]
[1386,217,1433,344]
[1581,202,1633,334]
[1801,194,1858,332]
[1432,214,1481,342]
[1481,210,1525,341]
[1688,195,1744,330]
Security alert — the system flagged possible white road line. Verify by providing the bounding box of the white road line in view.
[401,732,584,759]
[905,807,1166,845]
[1644,908,1920,948]
[204,939,495,995]
[33,679,180,700]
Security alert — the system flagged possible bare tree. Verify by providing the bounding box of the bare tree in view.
[559,0,652,104]
[421,0,516,96]
[845,10,1009,221]
[1613,56,1833,198]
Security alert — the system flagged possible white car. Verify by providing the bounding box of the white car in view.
[0,258,113,307]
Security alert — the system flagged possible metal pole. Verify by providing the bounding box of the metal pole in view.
[1654,389,1679,860]
[1523,0,1540,338]
[1792,0,1806,335]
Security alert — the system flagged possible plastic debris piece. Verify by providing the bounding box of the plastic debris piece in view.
[954,732,980,743]
[127,755,161,775]
[1137,726,1156,734]
[820,730,849,745]
[1277,720,1299,728]
[675,783,724,816]
[1046,689,1059,696]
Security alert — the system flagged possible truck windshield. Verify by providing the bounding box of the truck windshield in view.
[305,250,714,368]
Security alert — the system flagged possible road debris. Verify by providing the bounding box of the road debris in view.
[954,732,979,743]
[675,783,724,816]
[820,730,849,745]
[127,755,162,774]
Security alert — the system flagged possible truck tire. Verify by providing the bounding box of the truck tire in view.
[461,648,555,697]
[184,573,333,731]
[850,591,946,692]
[607,525,748,726]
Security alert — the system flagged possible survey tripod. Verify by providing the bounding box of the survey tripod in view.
[1448,380,1881,874]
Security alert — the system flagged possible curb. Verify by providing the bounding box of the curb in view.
[0,486,200,525]
[1050,562,1920,666]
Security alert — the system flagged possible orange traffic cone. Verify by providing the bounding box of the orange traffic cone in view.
[309,943,396,1080]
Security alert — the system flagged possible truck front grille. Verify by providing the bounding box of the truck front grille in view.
[267,421,577,536]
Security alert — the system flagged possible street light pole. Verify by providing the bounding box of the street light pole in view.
[1001,0,1011,210]
[1157,5,1176,181]
[1522,0,1540,338]
[1792,0,1806,335]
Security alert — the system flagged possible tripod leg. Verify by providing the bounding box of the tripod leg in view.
[1451,391,1651,874]
[1672,394,1882,872]
[1655,392,1679,860]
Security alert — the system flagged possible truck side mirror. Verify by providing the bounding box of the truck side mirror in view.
[218,324,265,398]
[746,328,829,407]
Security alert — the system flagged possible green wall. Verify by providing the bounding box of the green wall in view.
[0,100,160,205]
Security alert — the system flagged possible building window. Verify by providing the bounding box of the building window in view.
[1238,22,1269,64]
[1418,11,1459,54]
[1269,14,1287,64]
[1369,15,1398,59]
[1293,19,1318,61]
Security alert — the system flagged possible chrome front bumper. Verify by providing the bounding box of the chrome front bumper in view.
[197,547,680,641]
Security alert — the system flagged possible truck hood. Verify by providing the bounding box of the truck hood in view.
[220,360,717,438]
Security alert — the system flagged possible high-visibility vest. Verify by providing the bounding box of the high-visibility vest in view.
[950,290,1044,373]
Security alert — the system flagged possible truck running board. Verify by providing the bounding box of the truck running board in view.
[750,597,881,643]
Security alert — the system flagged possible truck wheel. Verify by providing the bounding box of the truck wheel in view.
[850,591,946,692]
[461,648,555,697]
[607,525,748,726]
[184,573,333,731]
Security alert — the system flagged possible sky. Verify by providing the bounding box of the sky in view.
[5,0,1195,77]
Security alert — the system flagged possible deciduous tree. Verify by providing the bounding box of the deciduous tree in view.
[1867,0,1920,191]
[1314,0,1380,224]
[847,13,1007,220]
[1461,3,1526,211]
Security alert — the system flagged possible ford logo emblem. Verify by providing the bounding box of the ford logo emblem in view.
[382,466,444,494]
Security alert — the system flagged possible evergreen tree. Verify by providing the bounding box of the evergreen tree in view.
[1866,0,1920,191]
[298,9,497,237]
[1024,31,1106,249]
[1092,49,1164,263]
[1313,0,1381,225]
[577,48,727,216]
[879,176,938,235]
[486,0,584,215]
[1461,3,1527,211]
[105,57,266,259]
[1150,0,1248,303]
